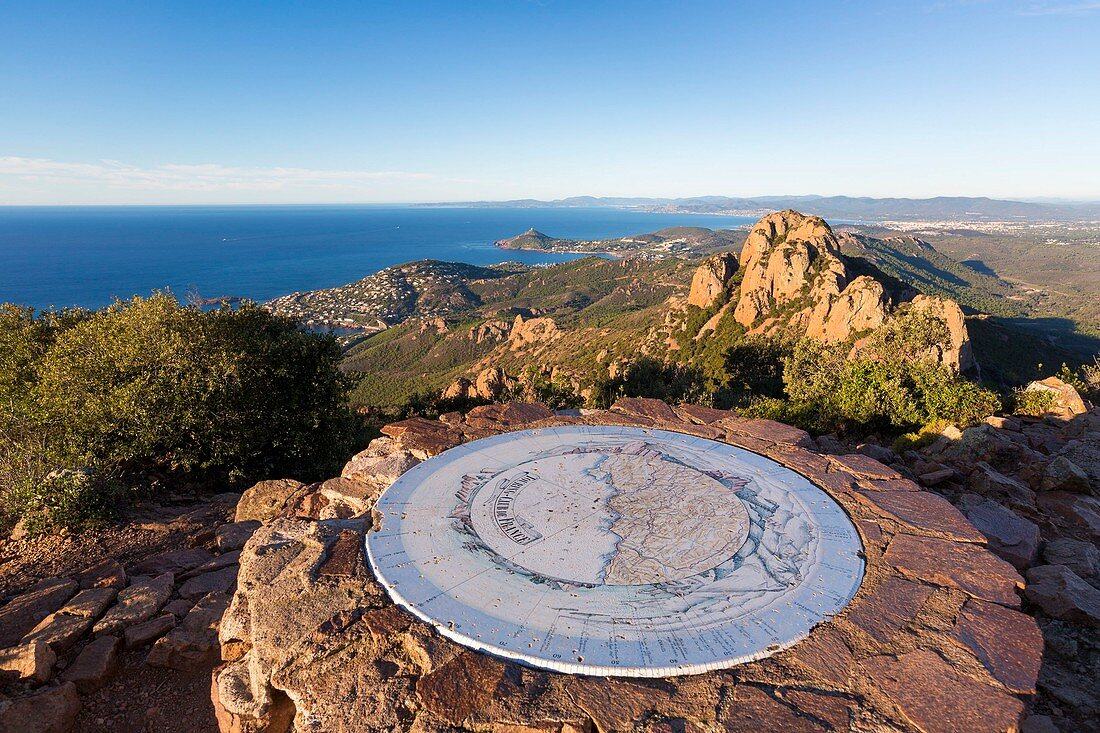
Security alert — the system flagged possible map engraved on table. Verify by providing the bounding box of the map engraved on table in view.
[367,426,864,676]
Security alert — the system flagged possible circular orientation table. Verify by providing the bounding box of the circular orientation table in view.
[367,425,864,676]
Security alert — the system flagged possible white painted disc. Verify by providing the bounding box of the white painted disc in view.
[366,425,864,677]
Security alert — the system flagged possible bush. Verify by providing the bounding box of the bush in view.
[1011,387,1057,417]
[1,294,362,531]
[7,469,130,534]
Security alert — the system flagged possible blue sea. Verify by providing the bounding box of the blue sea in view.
[0,205,755,310]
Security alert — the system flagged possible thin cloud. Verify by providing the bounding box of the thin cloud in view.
[0,156,449,193]
[1017,1,1100,14]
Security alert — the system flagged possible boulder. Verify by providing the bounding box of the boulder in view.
[61,634,119,693]
[807,275,889,343]
[1024,377,1088,418]
[380,417,462,459]
[129,548,214,576]
[0,639,55,684]
[123,613,176,650]
[76,559,126,590]
[1041,455,1092,494]
[508,315,560,350]
[235,479,308,523]
[178,566,238,600]
[93,572,173,636]
[1057,434,1100,494]
[687,252,737,308]
[215,521,262,552]
[473,366,516,400]
[908,295,974,372]
[0,681,80,733]
[957,493,1040,571]
[1042,538,1100,579]
[1025,564,1100,626]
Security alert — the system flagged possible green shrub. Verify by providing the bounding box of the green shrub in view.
[1011,387,1057,417]
[1,294,362,530]
[7,469,130,534]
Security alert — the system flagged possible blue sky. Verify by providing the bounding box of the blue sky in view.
[1,0,1098,204]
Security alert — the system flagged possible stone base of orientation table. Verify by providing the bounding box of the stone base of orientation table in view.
[213,398,1041,733]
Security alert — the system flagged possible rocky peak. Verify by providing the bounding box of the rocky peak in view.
[687,252,738,308]
[732,210,848,328]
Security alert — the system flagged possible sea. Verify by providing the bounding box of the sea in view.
[0,205,756,311]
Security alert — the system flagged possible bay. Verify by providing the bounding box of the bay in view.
[0,205,754,310]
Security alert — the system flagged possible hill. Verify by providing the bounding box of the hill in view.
[495,226,742,258]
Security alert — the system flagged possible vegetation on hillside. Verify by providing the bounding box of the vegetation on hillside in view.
[0,295,362,532]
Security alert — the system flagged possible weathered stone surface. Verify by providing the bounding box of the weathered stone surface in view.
[785,625,855,687]
[318,528,364,577]
[909,294,975,371]
[123,613,176,649]
[1057,434,1100,495]
[884,534,1024,607]
[969,461,1038,513]
[93,571,173,635]
[235,478,309,523]
[211,656,297,733]
[610,396,678,423]
[951,598,1043,694]
[465,402,554,429]
[855,488,985,542]
[0,578,78,648]
[687,252,737,308]
[719,684,825,732]
[76,559,126,590]
[178,566,238,600]
[1025,564,1100,626]
[1025,377,1088,417]
[61,633,119,693]
[129,548,214,575]
[1036,491,1100,544]
[24,587,118,653]
[0,681,81,733]
[919,467,956,486]
[1041,455,1092,494]
[845,575,933,643]
[416,652,508,726]
[381,416,462,458]
[674,403,732,426]
[216,520,262,552]
[341,438,420,490]
[0,639,55,684]
[147,591,229,669]
[828,453,901,479]
[862,649,1024,733]
[721,417,815,449]
[181,549,243,579]
[957,493,1040,571]
[1042,538,1100,578]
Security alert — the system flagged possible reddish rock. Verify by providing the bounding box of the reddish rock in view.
[1042,538,1099,578]
[24,587,118,653]
[786,625,855,687]
[610,397,678,423]
[957,493,1040,571]
[178,566,238,600]
[776,688,854,731]
[829,453,901,480]
[1025,564,1100,626]
[854,489,985,543]
[861,650,1025,733]
[0,578,78,648]
[465,401,554,429]
[284,487,329,519]
[416,651,508,726]
[919,467,956,486]
[567,677,714,732]
[844,576,934,643]
[723,418,815,449]
[864,478,922,492]
[380,417,462,458]
[123,613,176,649]
[0,681,81,733]
[93,572,173,635]
[129,548,215,576]
[146,592,229,669]
[0,639,56,684]
[235,478,308,522]
[62,634,120,693]
[1041,456,1092,494]
[884,534,1024,607]
[181,549,243,579]
[76,559,126,590]
[215,521,261,552]
[1036,491,1100,544]
[674,403,733,425]
[318,528,364,577]
[951,598,1043,694]
[719,685,826,732]
[1024,377,1088,418]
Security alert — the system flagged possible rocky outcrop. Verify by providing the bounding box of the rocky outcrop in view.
[733,210,847,328]
[214,400,1043,733]
[910,294,975,371]
[1026,377,1090,418]
[686,252,737,308]
[805,274,889,343]
[509,314,560,350]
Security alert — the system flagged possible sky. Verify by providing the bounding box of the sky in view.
[1,0,1098,205]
